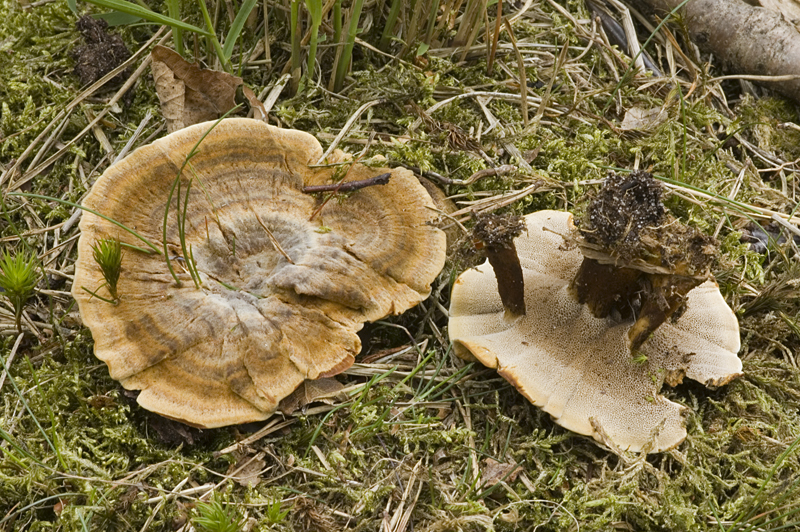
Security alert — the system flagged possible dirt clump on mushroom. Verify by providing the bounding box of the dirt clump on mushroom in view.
[572,171,720,349]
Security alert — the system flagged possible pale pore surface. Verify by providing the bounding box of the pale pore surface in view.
[449,210,741,452]
[73,118,446,427]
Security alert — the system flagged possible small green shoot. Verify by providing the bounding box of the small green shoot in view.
[290,0,302,93]
[0,248,39,334]
[162,113,237,288]
[631,351,648,364]
[91,237,123,302]
[192,495,244,532]
[303,0,324,91]
[264,499,290,525]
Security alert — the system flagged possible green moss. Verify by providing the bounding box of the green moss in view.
[3,0,800,529]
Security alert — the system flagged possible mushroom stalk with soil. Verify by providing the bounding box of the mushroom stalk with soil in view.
[449,172,742,453]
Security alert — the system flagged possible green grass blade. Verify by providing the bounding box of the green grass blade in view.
[379,0,401,50]
[222,0,260,62]
[195,0,228,69]
[303,0,323,89]
[731,435,800,530]
[165,0,184,55]
[0,426,48,468]
[333,0,365,92]
[0,352,66,470]
[81,0,211,35]
[290,0,302,94]
[8,193,161,255]
[333,0,342,46]
[24,356,68,470]
[0,493,83,526]
[162,110,240,286]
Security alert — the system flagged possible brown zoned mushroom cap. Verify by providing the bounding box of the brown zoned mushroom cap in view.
[73,118,446,427]
[449,210,741,453]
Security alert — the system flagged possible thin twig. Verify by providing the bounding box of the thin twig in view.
[315,99,383,165]
[140,477,190,530]
[302,172,391,193]
[503,19,528,128]
[260,73,291,114]
[215,418,295,456]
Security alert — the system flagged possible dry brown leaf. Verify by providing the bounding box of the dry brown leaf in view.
[480,458,523,486]
[229,451,266,488]
[279,378,346,415]
[620,106,668,132]
[150,45,266,132]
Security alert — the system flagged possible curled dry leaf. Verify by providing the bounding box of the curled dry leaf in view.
[620,106,669,132]
[151,45,266,133]
[278,377,346,415]
[72,118,446,427]
[449,210,741,453]
[480,457,523,487]
[229,451,267,488]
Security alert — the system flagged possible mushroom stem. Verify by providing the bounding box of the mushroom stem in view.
[571,171,718,350]
[570,258,703,350]
[570,259,641,320]
[485,241,526,318]
[627,274,701,350]
[472,213,526,318]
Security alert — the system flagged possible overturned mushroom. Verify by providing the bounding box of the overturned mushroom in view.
[73,118,446,428]
[449,210,741,453]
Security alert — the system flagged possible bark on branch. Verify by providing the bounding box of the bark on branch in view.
[634,0,800,102]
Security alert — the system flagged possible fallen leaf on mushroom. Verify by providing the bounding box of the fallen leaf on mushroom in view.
[449,173,742,453]
[72,118,446,428]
